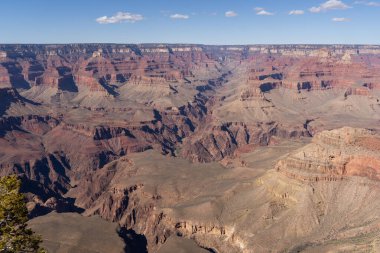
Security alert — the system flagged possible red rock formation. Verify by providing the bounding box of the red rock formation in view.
[276,127,380,181]
[0,45,379,253]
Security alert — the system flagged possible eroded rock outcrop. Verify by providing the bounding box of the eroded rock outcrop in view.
[68,129,380,253]
[276,127,380,181]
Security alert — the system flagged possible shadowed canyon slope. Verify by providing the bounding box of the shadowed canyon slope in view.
[0,44,380,252]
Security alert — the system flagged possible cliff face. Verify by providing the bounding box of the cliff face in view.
[0,44,220,95]
[0,44,380,252]
[276,127,380,181]
[0,44,379,94]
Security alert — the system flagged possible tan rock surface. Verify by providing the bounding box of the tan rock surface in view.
[28,212,126,253]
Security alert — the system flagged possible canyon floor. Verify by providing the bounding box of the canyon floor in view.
[0,44,380,252]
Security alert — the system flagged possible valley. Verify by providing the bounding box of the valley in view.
[0,44,380,252]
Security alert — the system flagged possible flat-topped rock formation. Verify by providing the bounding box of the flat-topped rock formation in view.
[28,212,135,253]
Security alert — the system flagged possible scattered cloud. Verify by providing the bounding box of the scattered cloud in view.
[96,12,143,24]
[309,0,350,13]
[332,17,351,21]
[255,7,274,16]
[225,11,238,17]
[354,1,380,6]
[170,14,189,19]
[289,10,305,15]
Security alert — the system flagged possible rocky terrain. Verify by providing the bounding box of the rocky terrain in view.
[0,44,380,252]
[28,212,128,253]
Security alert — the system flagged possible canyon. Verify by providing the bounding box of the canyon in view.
[0,44,380,252]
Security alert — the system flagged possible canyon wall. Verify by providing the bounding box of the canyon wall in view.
[0,44,380,252]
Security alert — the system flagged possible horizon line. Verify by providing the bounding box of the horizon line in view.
[0,43,379,46]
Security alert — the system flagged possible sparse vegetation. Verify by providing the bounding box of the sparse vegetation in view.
[0,175,45,253]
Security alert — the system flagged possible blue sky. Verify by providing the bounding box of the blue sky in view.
[0,0,379,44]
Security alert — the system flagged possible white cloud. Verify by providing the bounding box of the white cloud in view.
[96,12,143,24]
[309,0,350,13]
[225,11,238,17]
[332,17,351,21]
[355,1,380,6]
[254,7,274,16]
[289,10,305,15]
[257,10,274,15]
[170,14,189,19]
